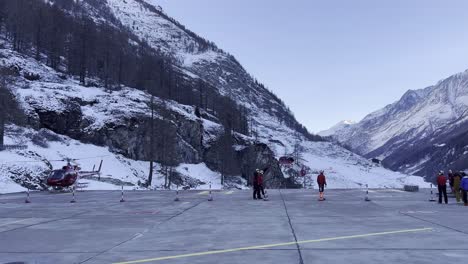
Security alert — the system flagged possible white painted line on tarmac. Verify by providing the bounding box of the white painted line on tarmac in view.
[387,189,405,193]
[134,233,144,239]
[197,191,209,195]
[0,218,29,227]
[114,227,433,264]
[224,191,234,195]
[402,210,437,214]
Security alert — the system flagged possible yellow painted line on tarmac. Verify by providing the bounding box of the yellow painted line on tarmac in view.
[224,191,234,195]
[0,218,29,227]
[197,191,209,195]
[113,227,432,264]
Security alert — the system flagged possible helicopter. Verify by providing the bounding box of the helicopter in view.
[46,158,103,189]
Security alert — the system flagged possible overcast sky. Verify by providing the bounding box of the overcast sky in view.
[155,0,468,133]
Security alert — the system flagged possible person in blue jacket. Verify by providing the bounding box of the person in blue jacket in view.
[461,173,468,206]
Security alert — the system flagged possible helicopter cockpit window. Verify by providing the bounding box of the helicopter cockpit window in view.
[50,170,65,180]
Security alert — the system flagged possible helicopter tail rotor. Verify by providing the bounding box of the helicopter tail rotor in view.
[97,159,103,173]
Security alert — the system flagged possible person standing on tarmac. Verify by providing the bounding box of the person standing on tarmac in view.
[448,170,454,193]
[253,168,268,200]
[317,170,327,201]
[453,172,462,203]
[461,173,468,206]
[258,168,268,198]
[437,171,448,204]
[253,169,261,200]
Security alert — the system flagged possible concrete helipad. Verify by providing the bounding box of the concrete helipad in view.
[0,188,467,264]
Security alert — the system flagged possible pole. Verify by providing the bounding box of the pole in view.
[208,182,213,201]
[304,174,306,189]
[263,187,269,201]
[365,184,371,202]
[70,186,76,203]
[174,184,180,202]
[429,183,436,202]
[25,188,31,203]
[120,185,125,202]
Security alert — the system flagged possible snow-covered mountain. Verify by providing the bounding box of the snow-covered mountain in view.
[0,0,427,192]
[319,120,356,137]
[325,69,468,181]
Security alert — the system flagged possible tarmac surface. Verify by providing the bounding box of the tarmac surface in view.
[0,188,467,264]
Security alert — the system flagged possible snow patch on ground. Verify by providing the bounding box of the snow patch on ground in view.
[176,163,222,189]
[0,175,26,194]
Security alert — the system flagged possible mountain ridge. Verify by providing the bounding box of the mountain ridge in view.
[325,68,468,180]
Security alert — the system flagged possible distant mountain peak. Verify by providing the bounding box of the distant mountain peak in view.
[318,120,356,137]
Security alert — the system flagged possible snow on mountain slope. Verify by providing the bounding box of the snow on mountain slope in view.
[106,0,219,65]
[326,69,468,179]
[103,0,295,128]
[319,120,356,137]
[0,40,202,134]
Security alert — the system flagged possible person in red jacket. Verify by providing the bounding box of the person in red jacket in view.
[317,170,327,201]
[253,167,268,200]
[437,171,448,204]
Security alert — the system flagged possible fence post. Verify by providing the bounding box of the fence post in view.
[429,184,436,202]
[120,185,125,203]
[70,186,76,203]
[174,185,180,202]
[365,184,371,202]
[208,182,213,201]
[25,188,31,203]
[263,187,269,201]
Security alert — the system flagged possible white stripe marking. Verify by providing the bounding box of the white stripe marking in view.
[0,218,29,227]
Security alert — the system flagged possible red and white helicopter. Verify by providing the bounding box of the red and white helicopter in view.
[46,158,103,190]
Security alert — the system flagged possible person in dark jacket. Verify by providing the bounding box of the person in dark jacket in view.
[461,173,468,206]
[448,170,454,192]
[253,169,260,200]
[437,171,448,204]
[317,170,327,201]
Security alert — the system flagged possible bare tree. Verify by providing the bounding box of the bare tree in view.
[145,79,158,188]
[155,100,178,189]
[0,67,24,150]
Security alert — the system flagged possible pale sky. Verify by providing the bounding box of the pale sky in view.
[155,0,468,133]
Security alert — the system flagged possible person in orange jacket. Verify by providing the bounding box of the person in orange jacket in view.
[317,170,327,201]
